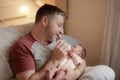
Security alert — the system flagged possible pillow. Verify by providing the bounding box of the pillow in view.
[0,23,33,79]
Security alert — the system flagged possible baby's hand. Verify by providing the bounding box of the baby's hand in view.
[72,53,83,65]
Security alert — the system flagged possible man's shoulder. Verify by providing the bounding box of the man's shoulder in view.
[14,33,35,48]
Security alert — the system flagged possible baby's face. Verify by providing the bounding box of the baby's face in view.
[72,45,86,58]
[72,45,83,54]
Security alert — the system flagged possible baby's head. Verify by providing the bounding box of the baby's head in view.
[71,45,86,59]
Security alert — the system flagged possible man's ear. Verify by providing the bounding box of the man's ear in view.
[41,16,48,26]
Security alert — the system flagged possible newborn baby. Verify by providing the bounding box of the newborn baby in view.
[58,45,86,70]
[45,44,86,80]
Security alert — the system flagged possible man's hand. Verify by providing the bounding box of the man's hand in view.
[52,40,70,61]
[44,40,71,77]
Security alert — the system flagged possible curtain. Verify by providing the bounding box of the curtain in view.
[100,0,120,80]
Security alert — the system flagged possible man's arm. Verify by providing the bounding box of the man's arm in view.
[16,58,60,80]
[16,40,69,80]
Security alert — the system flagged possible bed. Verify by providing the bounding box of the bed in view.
[0,23,115,80]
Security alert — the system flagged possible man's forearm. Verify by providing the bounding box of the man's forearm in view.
[30,57,60,80]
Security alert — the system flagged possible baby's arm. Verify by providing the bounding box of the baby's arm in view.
[72,53,83,65]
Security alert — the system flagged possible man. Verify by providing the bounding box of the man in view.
[10,4,86,80]
[10,4,115,80]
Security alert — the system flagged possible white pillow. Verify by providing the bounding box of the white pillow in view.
[0,23,34,79]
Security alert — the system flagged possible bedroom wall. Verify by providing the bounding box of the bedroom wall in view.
[66,0,109,66]
[0,0,39,27]
[0,0,66,27]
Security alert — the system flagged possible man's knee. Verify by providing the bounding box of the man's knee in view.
[80,65,115,80]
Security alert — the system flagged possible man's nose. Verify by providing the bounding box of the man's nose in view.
[59,28,64,34]
[59,31,64,35]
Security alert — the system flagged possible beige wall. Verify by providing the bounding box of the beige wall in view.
[0,0,66,27]
[66,0,109,66]
[0,0,39,27]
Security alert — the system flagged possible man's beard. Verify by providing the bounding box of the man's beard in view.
[46,31,56,43]
[45,25,56,43]
[47,35,54,43]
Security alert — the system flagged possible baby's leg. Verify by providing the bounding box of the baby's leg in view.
[54,70,65,80]
[45,68,58,80]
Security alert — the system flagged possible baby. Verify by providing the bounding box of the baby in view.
[58,45,86,70]
[45,44,86,80]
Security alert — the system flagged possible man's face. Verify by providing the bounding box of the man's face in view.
[45,14,65,42]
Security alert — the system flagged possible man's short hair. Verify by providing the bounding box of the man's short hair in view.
[35,4,67,23]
